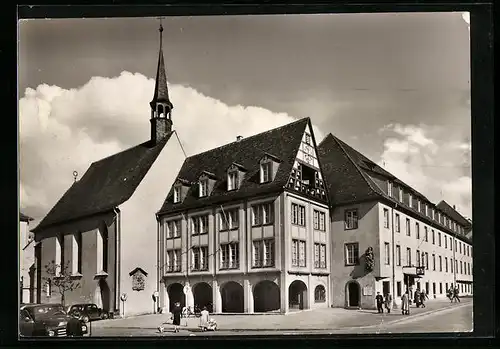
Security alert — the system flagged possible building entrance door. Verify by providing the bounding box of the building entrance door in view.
[382,281,390,296]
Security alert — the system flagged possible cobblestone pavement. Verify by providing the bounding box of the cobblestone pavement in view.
[90,297,471,336]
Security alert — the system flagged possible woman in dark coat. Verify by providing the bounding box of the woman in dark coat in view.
[171,302,182,333]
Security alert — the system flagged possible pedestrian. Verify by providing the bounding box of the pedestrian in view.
[375,292,384,313]
[384,293,393,314]
[453,287,461,303]
[414,289,421,308]
[66,310,84,337]
[199,306,210,331]
[401,292,410,315]
[419,290,426,308]
[171,301,182,333]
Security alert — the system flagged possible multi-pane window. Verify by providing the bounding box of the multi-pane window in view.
[432,254,436,270]
[396,245,401,266]
[344,209,359,230]
[383,208,389,228]
[191,215,209,235]
[313,210,326,231]
[220,243,239,269]
[166,249,181,272]
[387,181,393,196]
[345,243,359,266]
[199,179,209,197]
[406,247,412,267]
[424,227,428,242]
[439,255,442,272]
[292,203,306,226]
[416,222,420,239]
[253,239,275,268]
[166,220,181,238]
[432,230,435,244]
[220,208,239,230]
[252,202,274,226]
[173,186,181,203]
[438,232,442,246]
[191,246,208,271]
[314,285,326,302]
[384,242,390,265]
[416,249,421,267]
[260,161,272,183]
[292,239,306,267]
[406,218,411,236]
[445,257,448,272]
[445,235,448,249]
[395,214,400,232]
[425,252,429,270]
[314,243,327,268]
[227,170,239,191]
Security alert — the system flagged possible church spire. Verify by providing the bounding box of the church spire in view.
[150,20,173,144]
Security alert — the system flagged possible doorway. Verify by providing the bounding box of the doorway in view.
[346,281,360,308]
[288,280,308,310]
[382,281,390,296]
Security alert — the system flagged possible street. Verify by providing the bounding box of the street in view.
[89,298,472,337]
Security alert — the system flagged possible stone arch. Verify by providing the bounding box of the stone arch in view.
[221,281,244,313]
[167,283,185,311]
[193,282,213,312]
[314,284,326,303]
[99,279,111,313]
[288,280,308,310]
[253,280,280,312]
[345,281,361,308]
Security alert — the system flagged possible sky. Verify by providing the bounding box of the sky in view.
[18,12,472,229]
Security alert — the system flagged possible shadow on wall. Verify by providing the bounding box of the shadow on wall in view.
[349,253,371,280]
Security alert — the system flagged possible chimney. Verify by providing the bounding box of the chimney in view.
[453,205,456,210]
[236,136,243,142]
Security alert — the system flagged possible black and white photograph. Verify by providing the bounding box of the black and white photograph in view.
[18,10,477,338]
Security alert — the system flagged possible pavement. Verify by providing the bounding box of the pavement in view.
[89,297,472,336]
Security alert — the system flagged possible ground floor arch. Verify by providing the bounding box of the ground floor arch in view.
[98,279,111,313]
[346,281,361,308]
[167,283,185,311]
[254,280,280,312]
[314,284,326,303]
[221,281,244,313]
[193,282,213,312]
[289,280,308,310]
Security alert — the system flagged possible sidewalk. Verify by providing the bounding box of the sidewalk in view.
[92,297,471,332]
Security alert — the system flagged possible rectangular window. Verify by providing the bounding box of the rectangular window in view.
[439,255,442,272]
[459,242,462,254]
[166,220,181,238]
[173,186,181,203]
[305,133,311,145]
[416,249,421,267]
[406,247,412,267]
[191,246,208,271]
[431,208,435,220]
[416,222,420,239]
[432,254,436,271]
[345,243,359,266]
[460,261,463,274]
[73,232,82,274]
[406,218,411,236]
[384,242,390,265]
[387,181,393,196]
[260,162,272,183]
[292,239,306,267]
[199,179,209,197]
[445,235,448,249]
[55,235,63,276]
[445,257,448,272]
[191,215,209,235]
[344,209,359,230]
[455,240,457,252]
[291,203,306,226]
[252,239,275,268]
[396,281,402,297]
[399,187,403,202]
[166,249,181,272]
[424,227,428,242]
[438,232,441,246]
[408,193,413,208]
[220,243,239,269]
[417,199,421,212]
[396,245,401,266]
[220,208,239,230]
[227,171,239,191]
[433,283,436,295]
[395,214,400,232]
[252,202,274,226]
[425,252,429,270]
[425,203,428,216]
[383,208,389,228]
[451,258,454,273]
[432,230,435,244]
[314,243,327,268]
[440,283,443,294]
[314,210,326,231]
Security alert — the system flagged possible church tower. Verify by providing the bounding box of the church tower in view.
[150,23,174,144]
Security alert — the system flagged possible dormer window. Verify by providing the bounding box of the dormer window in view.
[425,203,429,216]
[173,186,181,203]
[408,193,413,208]
[260,161,272,183]
[417,199,421,212]
[387,181,393,196]
[227,163,246,191]
[398,187,403,202]
[199,179,209,197]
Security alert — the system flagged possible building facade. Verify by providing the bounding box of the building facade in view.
[19,212,36,303]
[318,134,473,310]
[157,118,333,314]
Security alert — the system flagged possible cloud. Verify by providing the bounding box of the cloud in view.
[19,72,323,226]
[377,123,472,219]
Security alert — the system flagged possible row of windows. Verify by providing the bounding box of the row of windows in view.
[291,240,327,268]
[395,281,472,297]
[291,203,326,231]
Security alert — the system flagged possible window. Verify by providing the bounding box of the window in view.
[166,249,181,272]
[432,254,436,270]
[396,281,402,297]
[292,239,306,267]
[173,186,181,203]
[260,161,272,183]
[416,222,420,239]
[314,243,327,268]
[455,240,457,252]
[460,261,463,274]
[227,170,239,191]
[432,230,435,244]
[433,282,436,295]
[445,257,448,272]
[417,199,421,212]
[425,252,429,270]
[438,232,441,246]
[387,181,393,196]
[406,218,411,236]
[73,232,82,274]
[444,235,447,249]
[424,227,428,242]
[399,187,403,202]
[253,239,275,268]
[252,202,274,226]
[425,203,428,216]
[344,209,358,230]
[451,258,454,272]
[313,210,326,231]
[383,208,389,228]
[345,243,359,266]
[314,285,326,303]
[191,215,209,235]
[191,246,208,271]
[305,133,311,145]
[408,193,413,208]
[396,245,401,266]
[439,283,443,294]
[384,242,390,265]
[220,243,239,269]
[166,220,181,238]
[431,208,435,220]
[439,255,442,271]
[199,179,209,197]
[406,247,412,267]
[459,242,462,254]
[395,214,400,232]
[416,249,421,267]
[46,279,52,298]
[220,208,239,230]
[292,203,306,226]
[55,235,63,276]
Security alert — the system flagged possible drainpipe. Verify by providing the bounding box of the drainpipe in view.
[113,208,121,318]
[452,233,457,289]
[156,213,160,314]
[391,202,397,309]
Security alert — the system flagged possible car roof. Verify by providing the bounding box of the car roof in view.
[20,303,63,310]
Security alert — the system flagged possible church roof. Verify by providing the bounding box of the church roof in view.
[150,25,173,111]
[32,135,172,233]
[158,118,310,215]
[19,212,34,222]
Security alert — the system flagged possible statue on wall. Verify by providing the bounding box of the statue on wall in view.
[365,247,374,273]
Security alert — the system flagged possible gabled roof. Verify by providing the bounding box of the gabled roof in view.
[33,135,172,232]
[20,212,34,222]
[158,118,310,215]
[436,200,472,229]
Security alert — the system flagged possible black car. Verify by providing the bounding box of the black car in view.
[19,303,88,337]
[67,303,108,322]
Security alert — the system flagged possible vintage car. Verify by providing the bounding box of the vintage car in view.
[19,303,88,337]
[67,303,109,322]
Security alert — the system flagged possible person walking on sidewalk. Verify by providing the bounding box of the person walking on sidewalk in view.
[384,293,393,313]
[452,287,461,303]
[419,290,427,308]
[375,292,384,313]
[414,289,421,308]
[401,292,410,315]
[199,306,210,331]
[171,302,182,333]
